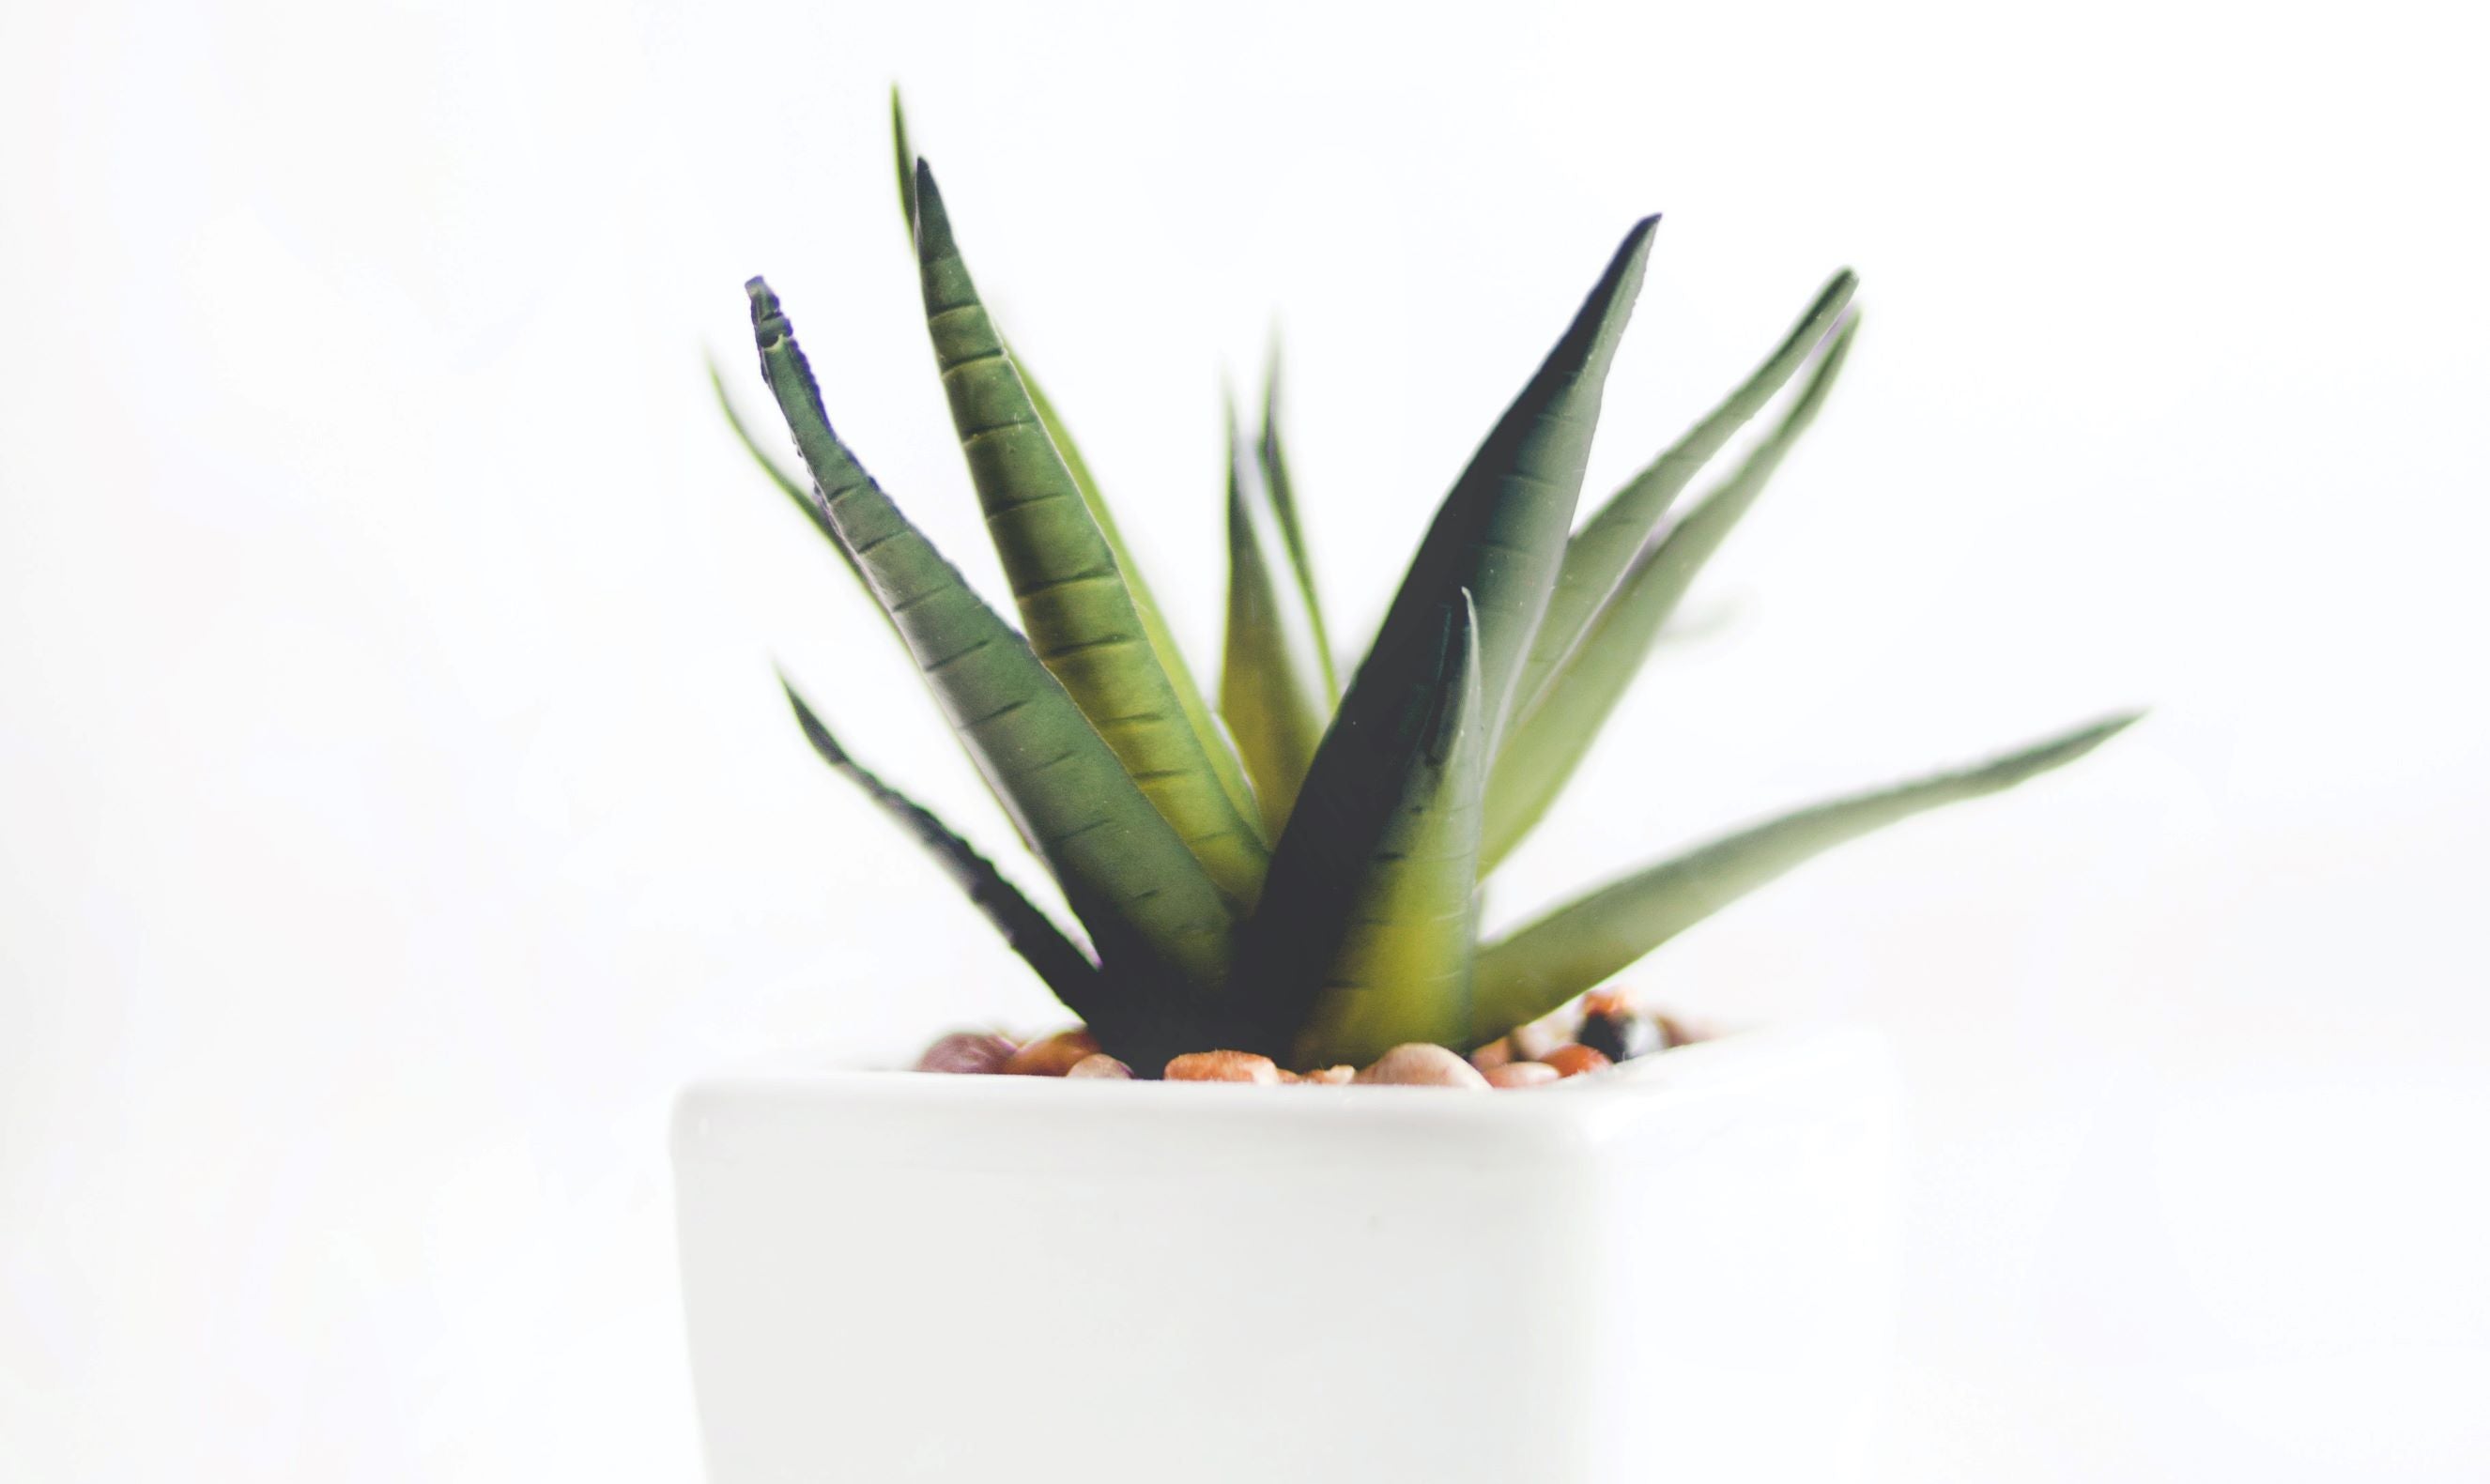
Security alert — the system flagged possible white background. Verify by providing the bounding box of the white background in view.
[5,0,2486,1477]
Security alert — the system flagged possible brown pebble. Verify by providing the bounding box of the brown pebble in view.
[1355,1044,1491,1088]
[1001,1029,1100,1077]
[1483,1062,1561,1089]
[915,1031,1019,1075]
[1065,1053,1133,1079]
[1164,1049,1282,1084]
[1652,1011,1702,1048]
[1582,987,1637,1019]
[1541,1044,1614,1079]
[1508,1020,1562,1063]
[1298,1064,1355,1085]
[1468,1037,1517,1072]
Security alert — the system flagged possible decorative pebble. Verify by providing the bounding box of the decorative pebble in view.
[1508,1019,1562,1063]
[1355,1044,1491,1088]
[1001,1029,1101,1077]
[1651,1011,1700,1048]
[1540,1043,1615,1079]
[1468,1037,1518,1072]
[1164,1049,1283,1083]
[1483,1061,1560,1089]
[1578,997,1662,1063]
[1065,1053,1133,1079]
[915,1031,1019,1075]
[1297,1064,1355,1085]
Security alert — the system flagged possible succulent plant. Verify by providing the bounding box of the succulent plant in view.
[721,95,2134,1075]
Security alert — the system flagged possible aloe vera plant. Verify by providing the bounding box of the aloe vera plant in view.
[729,98,2134,1076]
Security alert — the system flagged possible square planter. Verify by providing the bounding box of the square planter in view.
[672,1022,1899,1484]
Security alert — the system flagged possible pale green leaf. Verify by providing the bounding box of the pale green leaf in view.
[1480,315,1859,870]
[1516,269,1856,711]
[1220,401,1330,840]
[1258,350,1337,699]
[1470,712,2142,1043]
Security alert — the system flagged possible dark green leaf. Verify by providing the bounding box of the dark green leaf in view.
[911,161,1270,907]
[1228,218,1657,1053]
[1231,595,1486,1061]
[1355,217,1658,737]
[1289,594,1488,1069]
[1516,269,1856,711]
[708,353,839,554]
[780,676,1106,1014]
[1470,712,2142,1043]
[1481,314,1859,870]
[1022,360,1262,831]
[884,97,1254,834]
[746,277,1234,1035]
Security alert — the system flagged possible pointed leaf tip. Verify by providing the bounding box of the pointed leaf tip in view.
[911,159,947,240]
[777,670,852,766]
[1469,710,2141,1042]
[904,155,1270,905]
[890,87,918,228]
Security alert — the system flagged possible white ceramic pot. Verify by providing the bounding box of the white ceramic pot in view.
[672,1023,1899,1484]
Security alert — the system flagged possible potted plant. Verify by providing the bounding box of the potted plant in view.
[674,97,2132,1483]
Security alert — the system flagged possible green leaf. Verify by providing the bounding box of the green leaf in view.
[1022,361,1262,833]
[779,676,1108,1016]
[708,353,839,553]
[890,84,917,229]
[1288,594,1489,1070]
[1228,217,1657,1054]
[1220,400,1330,839]
[746,277,1234,1037]
[1258,349,1337,700]
[910,161,1271,908]
[1516,269,1856,712]
[1357,217,1657,741]
[884,96,1256,835]
[1470,712,2143,1044]
[1235,588,1483,1055]
[1480,314,1860,870]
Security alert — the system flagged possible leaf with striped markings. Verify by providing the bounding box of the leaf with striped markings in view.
[910,161,1270,907]
[747,277,1233,1049]
[709,354,838,551]
[885,96,1257,834]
